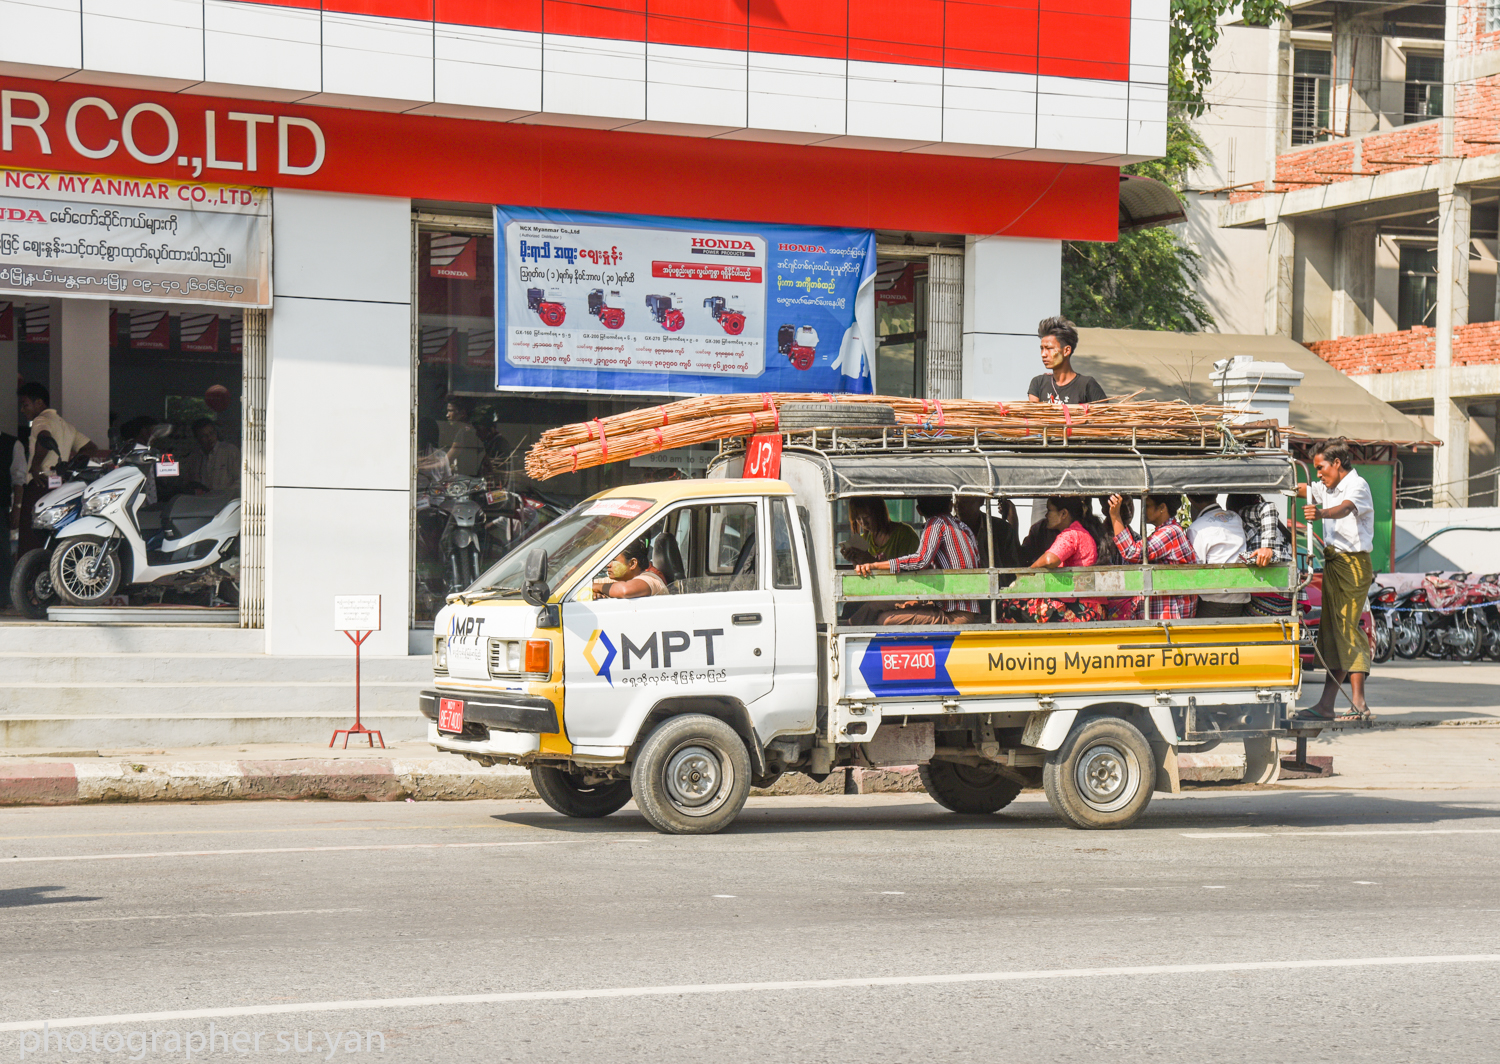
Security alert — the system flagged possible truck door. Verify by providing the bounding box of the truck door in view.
[562,498,775,749]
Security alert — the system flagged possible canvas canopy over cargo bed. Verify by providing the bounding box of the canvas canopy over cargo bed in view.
[811,451,1297,499]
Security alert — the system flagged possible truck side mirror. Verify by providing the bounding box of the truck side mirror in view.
[523,548,550,606]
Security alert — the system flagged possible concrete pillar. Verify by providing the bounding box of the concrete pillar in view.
[264,190,413,656]
[1433,183,1471,507]
[1331,5,1382,137]
[1265,195,1295,337]
[960,236,1060,400]
[1266,20,1292,174]
[56,300,110,448]
[1332,223,1375,338]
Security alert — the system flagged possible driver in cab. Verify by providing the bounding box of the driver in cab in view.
[591,537,669,599]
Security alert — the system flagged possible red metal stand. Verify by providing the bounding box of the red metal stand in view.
[330,629,385,748]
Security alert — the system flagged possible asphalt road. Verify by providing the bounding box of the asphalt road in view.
[3,789,1499,1063]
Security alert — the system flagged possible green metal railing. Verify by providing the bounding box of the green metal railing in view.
[836,565,1293,603]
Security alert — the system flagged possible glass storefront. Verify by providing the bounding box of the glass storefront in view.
[412,220,715,625]
[410,216,943,627]
[3,298,243,616]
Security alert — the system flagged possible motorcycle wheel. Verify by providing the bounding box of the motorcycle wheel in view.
[1392,616,1426,660]
[1485,619,1500,662]
[9,548,56,619]
[1372,614,1394,664]
[49,536,123,606]
[1453,616,1485,662]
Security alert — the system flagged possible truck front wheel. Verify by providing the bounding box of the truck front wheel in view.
[630,714,751,835]
[1043,716,1156,829]
[530,765,633,818]
[919,761,1023,814]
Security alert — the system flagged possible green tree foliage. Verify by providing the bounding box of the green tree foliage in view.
[1062,0,1287,332]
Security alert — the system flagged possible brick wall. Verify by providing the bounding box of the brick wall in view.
[1306,320,1500,374]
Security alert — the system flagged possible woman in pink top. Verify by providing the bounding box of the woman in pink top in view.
[1001,496,1106,623]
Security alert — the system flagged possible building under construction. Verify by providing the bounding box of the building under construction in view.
[1189,0,1500,509]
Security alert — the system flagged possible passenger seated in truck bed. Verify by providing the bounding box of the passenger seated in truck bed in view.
[850,495,983,625]
[1000,496,1107,624]
[839,496,920,566]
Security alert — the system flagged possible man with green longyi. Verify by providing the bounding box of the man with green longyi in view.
[1296,439,1375,721]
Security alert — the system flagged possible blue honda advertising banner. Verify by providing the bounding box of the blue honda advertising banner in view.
[493,206,877,396]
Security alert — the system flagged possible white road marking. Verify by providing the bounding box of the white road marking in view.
[1,840,572,864]
[712,895,736,899]
[1182,828,1500,839]
[67,908,364,923]
[2,954,1497,1032]
[1353,881,1378,885]
[1203,885,1226,889]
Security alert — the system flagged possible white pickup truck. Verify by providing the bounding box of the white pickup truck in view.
[423,429,1307,833]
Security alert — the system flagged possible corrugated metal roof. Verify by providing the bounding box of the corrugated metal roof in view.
[1073,329,1437,445]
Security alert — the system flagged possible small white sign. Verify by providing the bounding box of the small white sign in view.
[334,595,381,631]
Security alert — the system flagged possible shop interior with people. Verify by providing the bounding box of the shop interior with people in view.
[2,297,244,619]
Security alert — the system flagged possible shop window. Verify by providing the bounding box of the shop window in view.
[1403,54,1444,124]
[1397,245,1438,331]
[412,221,709,624]
[1291,49,1332,146]
[875,259,928,397]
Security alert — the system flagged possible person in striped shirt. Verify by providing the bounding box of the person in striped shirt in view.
[1108,492,1198,620]
[852,495,982,624]
[1227,493,1295,616]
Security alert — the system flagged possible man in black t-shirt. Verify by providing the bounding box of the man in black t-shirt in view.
[1028,316,1107,405]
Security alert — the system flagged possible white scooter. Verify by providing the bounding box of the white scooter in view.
[48,432,241,608]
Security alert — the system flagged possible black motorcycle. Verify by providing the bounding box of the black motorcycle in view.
[1391,583,1430,660]
[1421,572,1485,662]
[1369,583,1396,664]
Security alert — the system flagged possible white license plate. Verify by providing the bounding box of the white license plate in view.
[437,698,464,733]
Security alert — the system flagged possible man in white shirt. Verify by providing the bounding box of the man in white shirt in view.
[1186,495,1251,617]
[1297,439,1376,721]
[16,382,96,555]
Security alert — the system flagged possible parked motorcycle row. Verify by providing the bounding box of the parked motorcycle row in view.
[9,426,240,618]
[413,471,565,611]
[1367,572,1500,664]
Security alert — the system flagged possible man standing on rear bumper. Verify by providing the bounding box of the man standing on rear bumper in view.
[1298,439,1375,721]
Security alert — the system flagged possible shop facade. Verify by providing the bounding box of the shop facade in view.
[1,1,1164,656]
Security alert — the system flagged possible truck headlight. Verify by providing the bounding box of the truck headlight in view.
[84,488,128,515]
[433,636,448,674]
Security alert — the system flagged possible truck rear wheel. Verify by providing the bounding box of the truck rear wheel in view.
[630,714,751,835]
[1043,716,1156,829]
[530,765,632,818]
[919,761,1023,814]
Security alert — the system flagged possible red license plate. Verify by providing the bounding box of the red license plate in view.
[437,698,465,733]
[881,645,936,681]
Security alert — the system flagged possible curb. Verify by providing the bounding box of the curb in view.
[0,752,1255,807]
[0,758,934,806]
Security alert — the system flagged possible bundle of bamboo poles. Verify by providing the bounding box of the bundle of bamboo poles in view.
[525,392,1245,481]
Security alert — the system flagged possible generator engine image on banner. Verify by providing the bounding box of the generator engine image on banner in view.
[494,206,876,395]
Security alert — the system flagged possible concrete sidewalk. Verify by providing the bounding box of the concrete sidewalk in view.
[1,659,1494,806]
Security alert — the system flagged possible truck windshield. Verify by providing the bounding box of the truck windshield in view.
[466,498,653,598]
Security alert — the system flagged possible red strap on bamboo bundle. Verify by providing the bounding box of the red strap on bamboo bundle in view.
[995,402,1009,417]
[1078,403,1091,416]
[662,406,670,426]
[933,400,945,427]
[1062,404,1072,439]
[654,428,664,450]
[570,446,579,473]
[761,393,773,410]
[592,419,608,460]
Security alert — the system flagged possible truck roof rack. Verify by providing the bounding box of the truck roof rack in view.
[717,420,1287,459]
